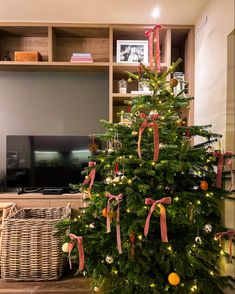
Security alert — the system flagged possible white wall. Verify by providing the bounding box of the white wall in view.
[195,0,234,148]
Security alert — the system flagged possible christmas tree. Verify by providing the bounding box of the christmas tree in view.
[58,27,235,294]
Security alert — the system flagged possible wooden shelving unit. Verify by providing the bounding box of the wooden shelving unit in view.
[0,23,194,124]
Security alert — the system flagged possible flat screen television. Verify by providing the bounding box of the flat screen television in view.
[6,135,92,190]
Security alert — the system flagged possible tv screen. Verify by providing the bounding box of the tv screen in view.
[6,135,92,189]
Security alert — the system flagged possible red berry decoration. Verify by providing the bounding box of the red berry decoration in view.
[200,180,208,191]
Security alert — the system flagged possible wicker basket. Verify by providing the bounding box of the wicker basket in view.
[1,203,71,281]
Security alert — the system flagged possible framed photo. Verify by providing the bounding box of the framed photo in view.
[116,40,148,63]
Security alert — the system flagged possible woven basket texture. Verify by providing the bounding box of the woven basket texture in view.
[1,204,71,281]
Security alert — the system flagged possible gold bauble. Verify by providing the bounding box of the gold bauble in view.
[170,78,178,88]
[168,272,180,286]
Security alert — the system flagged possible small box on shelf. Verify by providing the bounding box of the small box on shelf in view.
[14,51,42,62]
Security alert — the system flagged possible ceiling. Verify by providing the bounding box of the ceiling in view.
[0,0,210,24]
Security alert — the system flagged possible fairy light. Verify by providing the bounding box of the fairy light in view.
[150,283,156,288]
[129,155,133,159]
[167,246,172,251]
[190,285,197,292]
[220,250,224,255]
[151,161,156,166]
[174,197,179,202]
[210,271,214,276]
[112,270,118,275]
[138,234,143,240]
[144,206,148,209]
[159,100,162,104]
[148,128,153,132]
[126,208,130,213]
[197,200,201,205]
[128,179,132,184]
[73,218,77,221]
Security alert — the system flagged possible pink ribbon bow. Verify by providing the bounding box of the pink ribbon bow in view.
[138,113,160,162]
[68,233,85,271]
[82,161,96,197]
[214,151,234,191]
[215,230,235,262]
[106,193,123,254]
[145,24,161,71]
[144,197,171,242]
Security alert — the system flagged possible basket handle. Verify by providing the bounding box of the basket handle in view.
[6,204,18,219]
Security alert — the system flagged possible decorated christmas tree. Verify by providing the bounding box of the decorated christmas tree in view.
[58,25,235,293]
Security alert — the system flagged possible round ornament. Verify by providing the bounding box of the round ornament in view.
[121,175,126,181]
[203,224,212,233]
[168,272,180,286]
[105,255,114,264]
[200,180,208,191]
[113,176,120,183]
[62,242,69,253]
[102,208,107,218]
[169,78,179,88]
[127,77,132,83]
[195,236,202,243]
[105,177,113,184]
[94,287,100,292]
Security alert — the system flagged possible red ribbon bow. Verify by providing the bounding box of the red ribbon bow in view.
[138,113,160,161]
[145,24,161,71]
[106,193,123,254]
[214,152,234,191]
[144,197,171,242]
[82,161,96,197]
[68,233,85,271]
[215,230,235,262]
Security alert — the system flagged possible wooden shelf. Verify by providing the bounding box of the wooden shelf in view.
[0,23,194,124]
[0,61,110,71]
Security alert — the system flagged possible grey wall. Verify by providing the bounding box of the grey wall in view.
[0,71,109,172]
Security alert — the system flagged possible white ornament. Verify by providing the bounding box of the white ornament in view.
[113,176,120,183]
[105,177,113,184]
[195,236,202,243]
[121,175,126,181]
[62,242,69,253]
[94,286,100,292]
[203,224,212,233]
[105,255,114,264]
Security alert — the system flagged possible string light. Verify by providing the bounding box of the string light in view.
[220,250,224,255]
[197,200,201,205]
[126,208,130,213]
[190,285,197,292]
[150,283,156,288]
[210,271,214,275]
[128,179,132,184]
[151,161,156,166]
[174,197,179,202]
[129,155,133,159]
[167,246,172,251]
[138,234,143,240]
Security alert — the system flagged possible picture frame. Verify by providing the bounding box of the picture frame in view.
[116,40,148,63]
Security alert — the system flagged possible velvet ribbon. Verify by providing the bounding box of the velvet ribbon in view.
[68,233,85,271]
[144,197,171,242]
[138,113,159,161]
[215,230,235,262]
[82,161,96,197]
[214,151,234,191]
[145,24,161,71]
[106,193,123,254]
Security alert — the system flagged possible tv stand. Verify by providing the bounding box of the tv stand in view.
[42,188,63,195]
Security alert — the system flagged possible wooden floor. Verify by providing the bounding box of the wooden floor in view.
[0,276,93,294]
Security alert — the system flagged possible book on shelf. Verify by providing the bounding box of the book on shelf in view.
[70,52,94,63]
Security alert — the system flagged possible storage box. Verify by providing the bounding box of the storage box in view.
[14,51,42,62]
[1,203,71,281]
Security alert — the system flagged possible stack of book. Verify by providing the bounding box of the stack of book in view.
[70,53,93,63]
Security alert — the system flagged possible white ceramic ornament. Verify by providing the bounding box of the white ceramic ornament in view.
[203,224,212,233]
[105,177,113,184]
[62,242,69,253]
[195,236,202,243]
[113,176,120,183]
[105,255,114,264]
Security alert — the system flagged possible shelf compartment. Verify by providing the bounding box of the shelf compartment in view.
[52,27,109,62]
[112,26,168,64]
[113,62,168,76]
[113,93,142,106]
[0,26,49,61]
[0,61,109,72]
